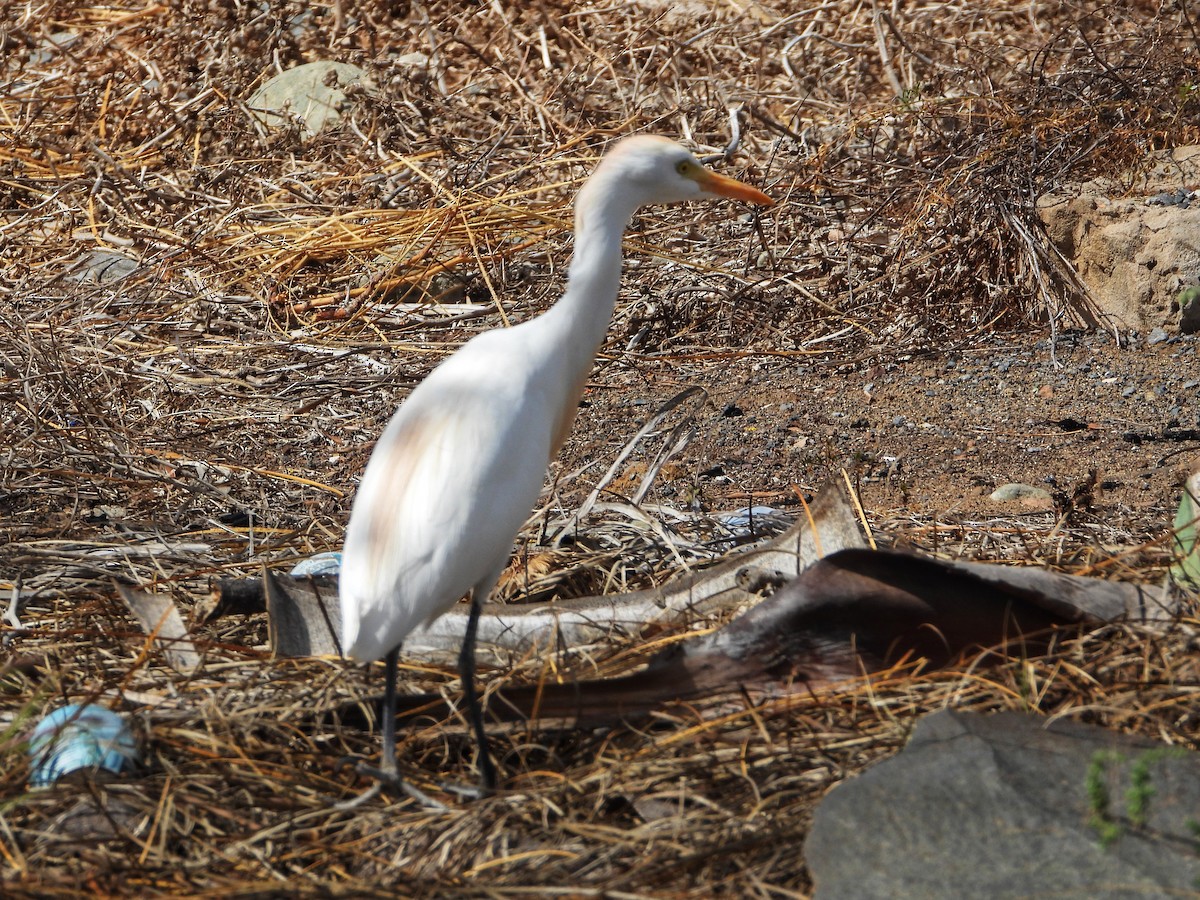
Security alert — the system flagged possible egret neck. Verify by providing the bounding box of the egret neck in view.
[548,177,639,345]
[534,171,641,454]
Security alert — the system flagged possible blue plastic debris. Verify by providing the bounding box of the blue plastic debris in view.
[718,505,780,533]
[28,704,138,788]
[290,551,342,576]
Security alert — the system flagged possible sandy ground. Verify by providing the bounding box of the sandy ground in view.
[565,328,1199,555]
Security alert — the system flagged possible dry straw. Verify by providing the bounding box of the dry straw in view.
[2,0,1199,895]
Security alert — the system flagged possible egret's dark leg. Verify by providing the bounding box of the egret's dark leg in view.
[335,645,443,810]
[380,646,399,776]
[459,589,497,792]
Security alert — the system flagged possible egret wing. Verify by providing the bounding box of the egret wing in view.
[339,366,552,661]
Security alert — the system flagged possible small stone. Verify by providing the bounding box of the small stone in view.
[68,249,138,283]
[989,483,1053,504]
[395,51,430,67]
[1148,326,1170,345]
[247,61,370,138]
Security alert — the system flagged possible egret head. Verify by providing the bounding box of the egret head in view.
[594,134,773,210]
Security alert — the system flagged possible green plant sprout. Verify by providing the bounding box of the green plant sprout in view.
[1086,750,1123,848]
[1087,747,1191,849]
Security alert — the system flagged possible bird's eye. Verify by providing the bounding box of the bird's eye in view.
[675,160,691,175]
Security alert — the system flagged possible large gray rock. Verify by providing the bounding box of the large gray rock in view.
[1038,145,1200,333]
[806,709,1200,899]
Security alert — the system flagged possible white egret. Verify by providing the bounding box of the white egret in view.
[338,134,772,799]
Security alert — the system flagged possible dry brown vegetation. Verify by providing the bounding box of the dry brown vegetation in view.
[2,1,1199,896]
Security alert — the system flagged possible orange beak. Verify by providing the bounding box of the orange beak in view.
[695,168,773,206]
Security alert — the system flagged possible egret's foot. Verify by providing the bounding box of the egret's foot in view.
[435,759,501,800]
[333,756,446,810]
[333,779,384,811]
[438,779,492,801]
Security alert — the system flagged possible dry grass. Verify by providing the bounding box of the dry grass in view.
[3,0,1200,895]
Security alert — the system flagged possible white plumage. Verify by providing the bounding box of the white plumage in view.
[338,134,772,796]
[340,333,559,660]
